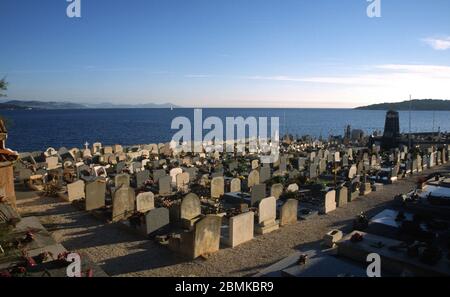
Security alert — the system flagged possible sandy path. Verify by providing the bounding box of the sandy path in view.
[15,164,450,277]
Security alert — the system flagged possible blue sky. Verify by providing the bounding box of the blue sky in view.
[1,0,450,107]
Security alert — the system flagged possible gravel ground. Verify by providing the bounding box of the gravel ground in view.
[15,164,450,277]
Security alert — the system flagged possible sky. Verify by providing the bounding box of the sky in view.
[1,0,450,108]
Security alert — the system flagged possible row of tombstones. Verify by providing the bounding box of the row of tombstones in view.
[168,194,297,259]
[166,178,376,260]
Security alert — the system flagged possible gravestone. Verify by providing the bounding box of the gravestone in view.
[248,169,260,188]
[318,158,327,174]
[251,159,259,170]
[392,164,400,177]
[192,215,222,258]
[289,169,299,179]
[153,169,166,182]
[148,143,158,155]
[57,147,69,156]
[309,164,317,179]
[136,170,150,188]
[323,190,336,214]
[297,158,306,170]
[144,208,170,235]
[251,183,266,206]
[141,159,150,168]
[176,172,190,192]
[107,154,117,165]
[279,156,287,173]
[337,150,345,162]
[103,146,113,154]
[327,151,333,163]
[184,167,197,181]
[359,181,371,195]
[77,164,90,178]
[92,142,102,154]
[270,183,283,199]
[336,186,348,207]
[280,199,298,226]
[170,167,183,183]
[115,173,130,189]
[117,153,126,162]
[182,156,192,166]
[230,178,241,192]
[348,165,357,179]
[287,183,299,193]
[112,187,135,222]
[200,174,209,187]
[226,211,254,247]
[132,162,142,173]
[259,165,271,183]
[422,155,428,170]
[342,155,349,167]
[159,175,172,195]
[211,176,225,199]
[136,192,155,213]
[417,155,423,172]
[113,144,123,153]
[357,161,364,175]
[116,162,126,173]
[67,180,85,202]
[85,179,106,211]
[256,196,279,234]
[180,193,201,221]
[45,147,57,157]
[46,156,59,170]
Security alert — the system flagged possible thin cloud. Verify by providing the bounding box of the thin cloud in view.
[243,64,450,86]
[422,37,450,50]
[184,74,214,78]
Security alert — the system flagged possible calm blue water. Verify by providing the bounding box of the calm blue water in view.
[1,108,449,152]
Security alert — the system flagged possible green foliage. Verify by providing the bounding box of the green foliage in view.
[0,78,7,97]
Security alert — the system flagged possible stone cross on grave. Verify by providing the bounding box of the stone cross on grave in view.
[84,141,90,150]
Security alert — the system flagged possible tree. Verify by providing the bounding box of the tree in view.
[0,78,8,126]
[0,78,7,97]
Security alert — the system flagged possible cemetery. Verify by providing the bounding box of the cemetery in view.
[1,117,450,277]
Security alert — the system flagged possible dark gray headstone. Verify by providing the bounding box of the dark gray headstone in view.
[183,167,198,181]
[159,175,171,195]
[251,183,266,206]
[153,169,166,182]
[144,208,170,235]
[136,170,150,188]
[259,165,271,183]
[116,162,126,174]
[279,156,287,173]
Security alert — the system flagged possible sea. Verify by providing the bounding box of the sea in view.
[1,108,449,152]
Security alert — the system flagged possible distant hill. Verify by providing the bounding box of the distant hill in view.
[0,99,180,110]
[1,100,86,109]
[0,102,30,110]
[84,102,178,109]
[355,99,450,111]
